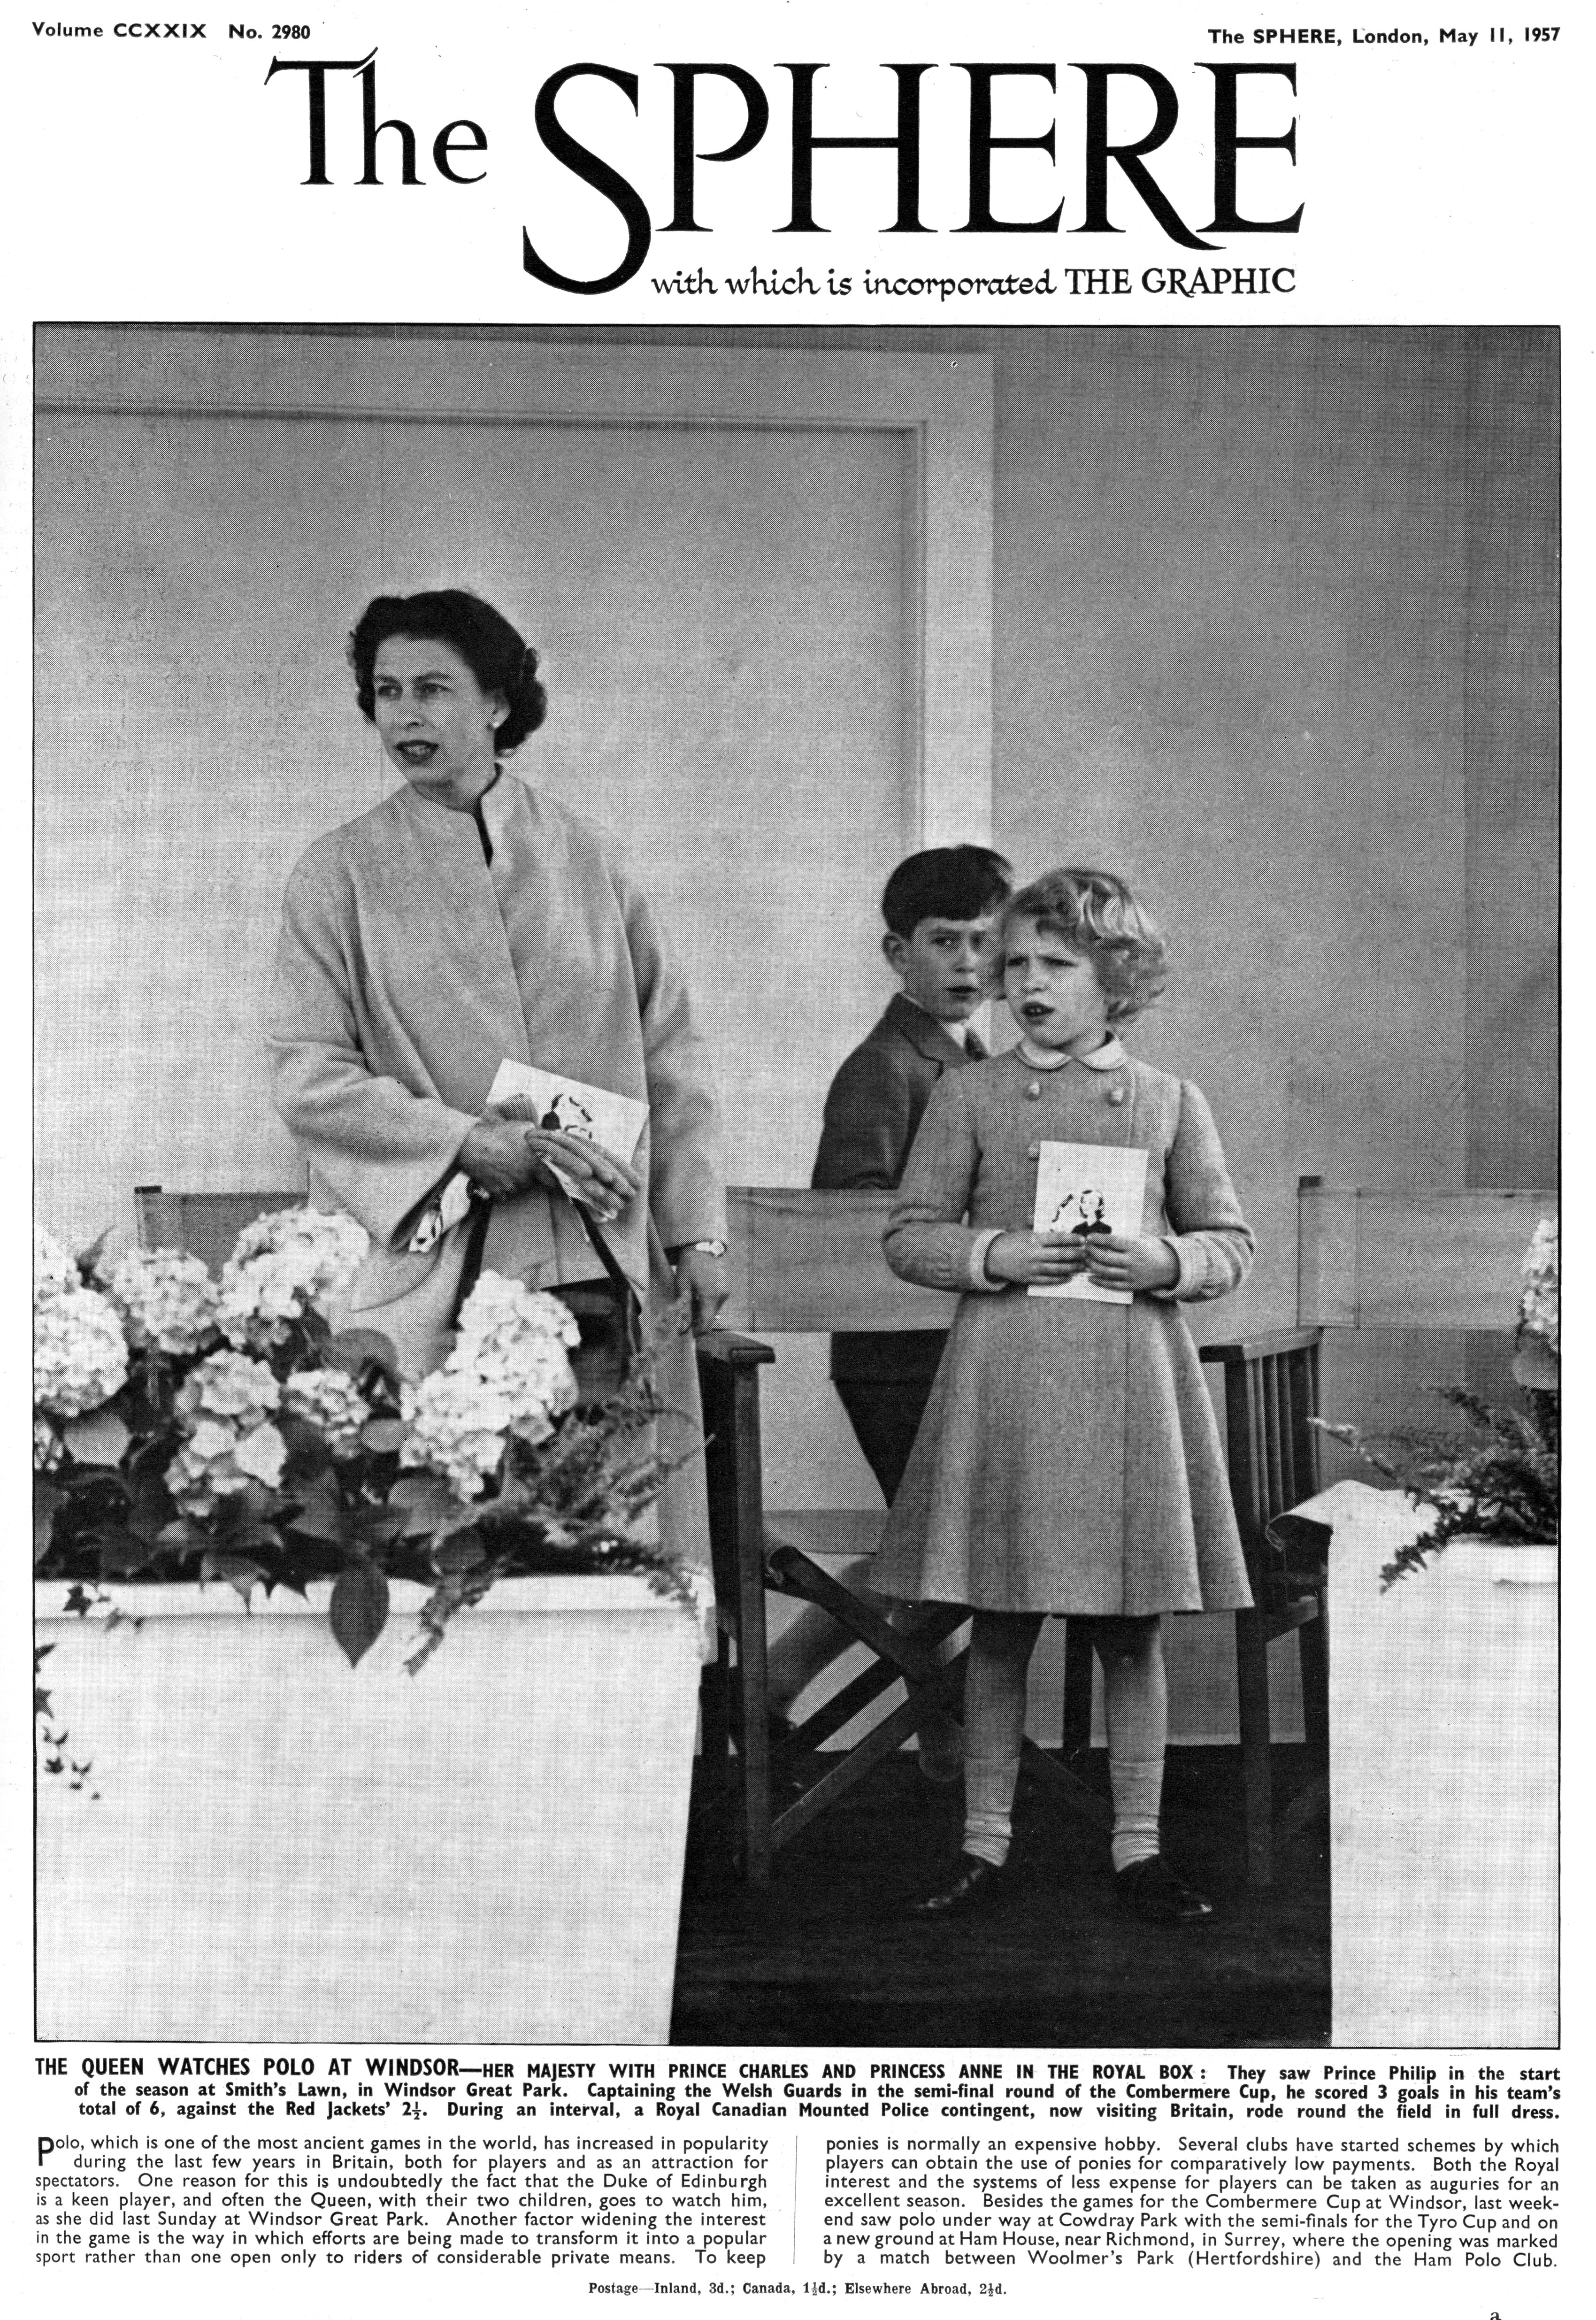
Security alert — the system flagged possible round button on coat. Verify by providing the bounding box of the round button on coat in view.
[1025,1081,1042,1099]
[1107,1087,1127,1106]
[1027,1141,1041,1159]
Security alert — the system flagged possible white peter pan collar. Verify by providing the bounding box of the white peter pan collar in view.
[1016,1033,1127,1073]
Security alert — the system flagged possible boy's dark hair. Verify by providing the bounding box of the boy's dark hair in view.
[881,845,1012,938]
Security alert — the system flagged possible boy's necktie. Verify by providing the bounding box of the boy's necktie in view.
[964,1029,988,1061]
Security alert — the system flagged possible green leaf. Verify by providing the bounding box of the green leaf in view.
[87,1529,161,1577]
[156,1515,209,1552]
[127,1430,179,1482]
[62,1409,132,1468]
[210,1489,283,1545]
[359,1417,408,1455]
[329,1558,389,1667]
[286,1487,356,1545]
[126,1470,178,1545]
[224,1518,285,1557]
[128,1364,177,1429]
[431,1529,487,1575]
[325,1328,401,1380]
[34,1482,67,1565]
[352,1504,406,1549]
[388,1472,459,1536]
[279,1414,336,1483]
[200,1550,268,1605]
[74,1226,112,1278]
[434,1496,487,1542]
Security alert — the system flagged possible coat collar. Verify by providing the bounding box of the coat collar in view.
[884,990,976,1068]
[1014,1031,1127,1073]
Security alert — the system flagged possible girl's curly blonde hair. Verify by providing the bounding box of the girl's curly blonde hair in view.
[1000,867,1168,1024]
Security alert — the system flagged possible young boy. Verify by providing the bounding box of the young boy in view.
[764,846,1012,1764]
[813,845,1013,1487]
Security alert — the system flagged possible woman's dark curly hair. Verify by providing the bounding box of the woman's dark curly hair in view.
[1000,866,1168,1024]
[348,589,548,756]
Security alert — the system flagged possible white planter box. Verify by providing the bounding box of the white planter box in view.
[37,1574,707,2044]
[1317,1482,1558,2047]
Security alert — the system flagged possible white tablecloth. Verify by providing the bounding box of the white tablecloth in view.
[1300,1480,1558,2047]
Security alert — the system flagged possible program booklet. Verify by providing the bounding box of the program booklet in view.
[485,1060,649,1211]
[1029,1141,1150,1304]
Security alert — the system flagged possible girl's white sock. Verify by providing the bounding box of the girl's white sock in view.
[963,1754,1021,1868]
[1109,1755,1164,1873]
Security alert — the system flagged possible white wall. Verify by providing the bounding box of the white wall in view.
[36,394,908,1227]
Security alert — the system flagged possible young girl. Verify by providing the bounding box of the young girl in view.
[872,868,1254,1925]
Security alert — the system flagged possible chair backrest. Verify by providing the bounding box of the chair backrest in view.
[1200,1330,1322,1549]
[134,1183,309,1277]
[720,1188,958,1333]
[1297,1179,1556,1331]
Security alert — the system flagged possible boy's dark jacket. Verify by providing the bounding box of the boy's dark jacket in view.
[811,991,983,1382]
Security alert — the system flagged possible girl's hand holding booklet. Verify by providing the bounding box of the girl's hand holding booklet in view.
[1029,1142,1150,1304]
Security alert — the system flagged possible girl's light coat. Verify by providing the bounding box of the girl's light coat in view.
[874,1047,1255,1616]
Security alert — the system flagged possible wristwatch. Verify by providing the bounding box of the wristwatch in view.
[688,1238,728,1259]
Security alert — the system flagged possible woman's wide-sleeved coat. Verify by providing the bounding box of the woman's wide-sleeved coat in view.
[871,1044,1255,1616]
[267,771,727,1571]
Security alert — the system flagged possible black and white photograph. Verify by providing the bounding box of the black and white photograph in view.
[11,4,1575,2308]
[31,319,1558,2051]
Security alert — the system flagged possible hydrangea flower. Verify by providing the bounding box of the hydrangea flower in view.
[282,1366,372,1460]
[216,1205,369,1352]
[1519,1217,1558,1355]
[166,1351,286,1516]
[101,1245,221,1356]
[399,1272,580,1498]
[34,1226,81,1305]
[454,1272,582,1356]
[454,1274,580,1444]
[400,1368,520,1499]
[166,1420,289,1517]
[176,1349,282,1430]
[34,1284,130,1418]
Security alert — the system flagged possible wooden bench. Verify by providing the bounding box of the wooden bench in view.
[696,1188,1326,1887]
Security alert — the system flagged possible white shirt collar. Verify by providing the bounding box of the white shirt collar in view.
[1016,1032,1126,1073]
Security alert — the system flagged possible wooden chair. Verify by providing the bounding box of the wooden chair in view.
[1198,1329,1326,1886]
[1297,1178,1556,1333]
[696,1188,1320,1888]
[134,1181,310,1270]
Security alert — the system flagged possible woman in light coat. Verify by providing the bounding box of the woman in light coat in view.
[267,588,728,1568]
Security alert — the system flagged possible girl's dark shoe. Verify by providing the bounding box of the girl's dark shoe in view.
[1115,1855,1212,1923]
[909,1854,1008,1917]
